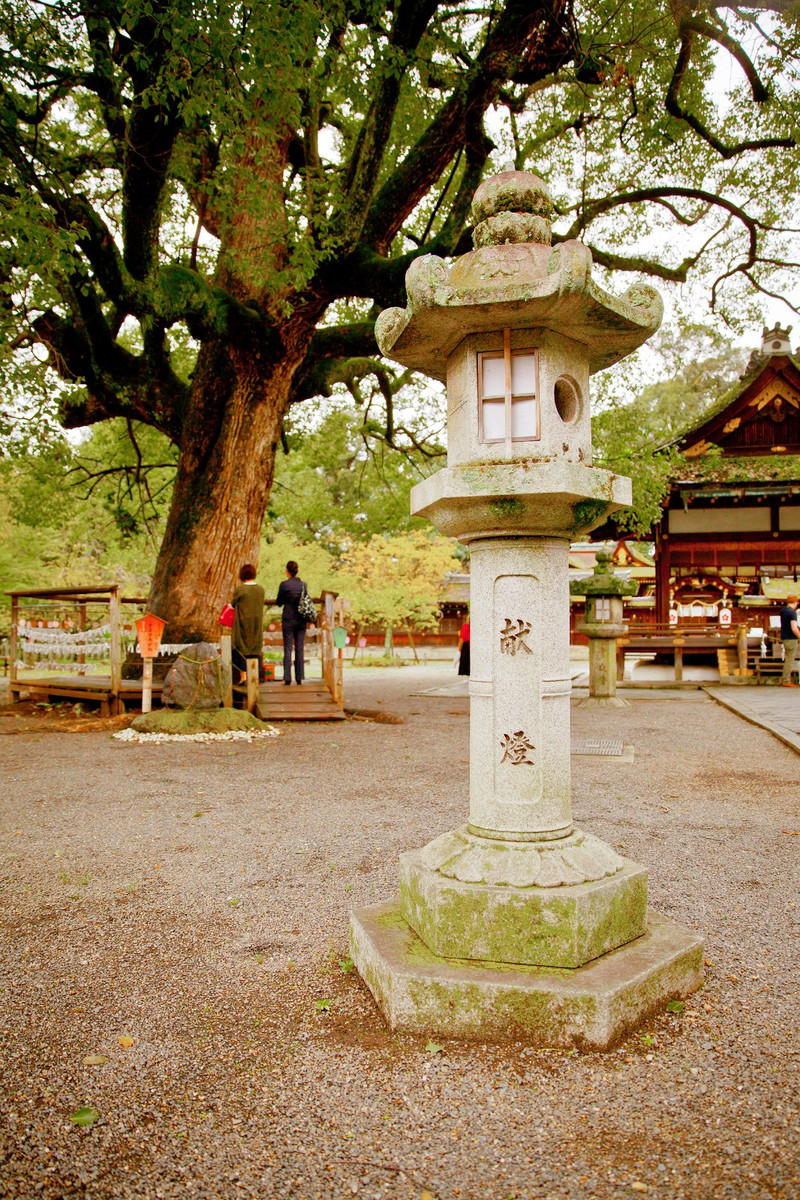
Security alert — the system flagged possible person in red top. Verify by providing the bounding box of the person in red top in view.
[457,616,470,676]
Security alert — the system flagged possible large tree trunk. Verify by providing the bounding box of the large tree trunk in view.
[148,322,312,641]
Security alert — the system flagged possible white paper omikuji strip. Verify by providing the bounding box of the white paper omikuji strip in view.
[19,623,112,645]
[113,727,280,744]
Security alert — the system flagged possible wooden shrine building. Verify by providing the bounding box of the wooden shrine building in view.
[654,324,800,628]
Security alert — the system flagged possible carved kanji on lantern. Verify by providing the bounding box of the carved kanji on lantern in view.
[500,618,533,656]
[500,730,535,765]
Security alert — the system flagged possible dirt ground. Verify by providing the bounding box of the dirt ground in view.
[0,667,798,1200]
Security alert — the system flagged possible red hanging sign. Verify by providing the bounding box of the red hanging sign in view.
[136,612,167,658]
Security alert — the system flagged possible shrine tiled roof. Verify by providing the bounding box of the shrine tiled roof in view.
[663,353,800,451]
[669,454,800,485]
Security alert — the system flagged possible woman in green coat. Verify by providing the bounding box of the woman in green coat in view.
[231,563,265,684]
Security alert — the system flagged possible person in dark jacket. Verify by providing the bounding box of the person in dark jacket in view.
[276,560,308,685]
[231,563,265,685]
[780,593,800,686]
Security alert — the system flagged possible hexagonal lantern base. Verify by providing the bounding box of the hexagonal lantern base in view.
[399,850,648,969]
[350,902,704,1049]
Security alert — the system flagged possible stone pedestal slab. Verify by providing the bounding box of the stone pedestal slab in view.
[350,901,704,1049]
[400,846,648,968]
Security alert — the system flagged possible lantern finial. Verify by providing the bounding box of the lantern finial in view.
[471,169,553,248]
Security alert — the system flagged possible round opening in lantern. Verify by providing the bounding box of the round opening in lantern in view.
[554,376,581,425]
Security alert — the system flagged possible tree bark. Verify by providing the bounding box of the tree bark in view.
[147,318,314,641]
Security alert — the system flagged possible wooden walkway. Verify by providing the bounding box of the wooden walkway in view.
[10,675,161,716]
[254,680,345,721]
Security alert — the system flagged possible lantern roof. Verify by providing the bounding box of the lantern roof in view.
[375,169,663,383]
[570,549,638,597]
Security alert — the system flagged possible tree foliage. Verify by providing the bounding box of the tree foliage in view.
[255,528,340,603]
[269,402,442,550]
[339,530,460,646]
[0,420,174,596]
[1,1,798,633]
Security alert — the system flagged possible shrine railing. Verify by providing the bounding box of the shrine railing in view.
[615,622,749,681]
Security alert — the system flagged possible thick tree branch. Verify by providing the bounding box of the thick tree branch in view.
[335,0,440,248]
[152,265,269,344]
[581,244,698,282]
[174,125,224,241]
[682,16,768,102]
[665,24,795,158]
[31,296,189,441]
[359,0,577,254]
[289,322,382,403]
[119,14,184,282]
[306,321,379,361]
[563,186,761,250]
[80,2,127,152]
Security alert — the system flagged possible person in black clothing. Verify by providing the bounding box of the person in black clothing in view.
[276,560,307,685]
[779,593,800,687]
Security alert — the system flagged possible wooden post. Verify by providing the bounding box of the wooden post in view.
[320,591,335,694]
[246,657,260,713]
[655,525,670,626]
[674,640,684,682]
[220,631,233,707]
[9,594,19,703]
[77,602,87,676]
[334,652,343,709]
[142,657,154,713]
[737,624,748,675]
[109,585,122,716]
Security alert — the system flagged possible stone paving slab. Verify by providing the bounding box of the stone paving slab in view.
[704,685,800,754]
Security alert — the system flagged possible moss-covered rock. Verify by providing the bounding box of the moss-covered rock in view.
[131,708,270,735]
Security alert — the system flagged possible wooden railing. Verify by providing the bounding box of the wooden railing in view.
[319,591,344,708]
[6,585,148,714]
[7,585,349,713]
[259,591,344,706]
[616,622,748,682]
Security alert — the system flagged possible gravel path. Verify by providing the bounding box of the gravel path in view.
[1,668,798,1200]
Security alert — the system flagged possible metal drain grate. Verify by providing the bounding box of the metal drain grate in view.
[571,737,625,756]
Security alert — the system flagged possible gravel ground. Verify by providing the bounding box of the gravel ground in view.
[1,666,798,1200]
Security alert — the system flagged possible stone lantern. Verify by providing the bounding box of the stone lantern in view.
[349,169,703,1048]
[571,548,636,707]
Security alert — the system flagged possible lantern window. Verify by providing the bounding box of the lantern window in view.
[595,598,611,621]
[478,331,539,445]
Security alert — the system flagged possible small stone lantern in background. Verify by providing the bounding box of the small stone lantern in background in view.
[571,548,636,707]
[350,168,703,1048]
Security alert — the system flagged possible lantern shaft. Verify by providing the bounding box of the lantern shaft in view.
[467,537,572,840]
